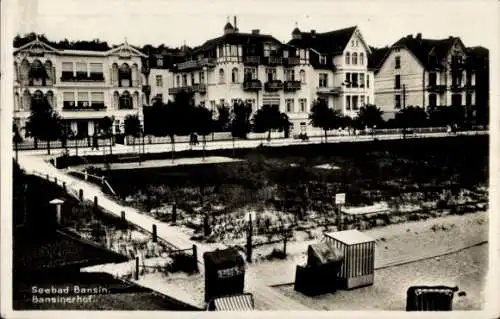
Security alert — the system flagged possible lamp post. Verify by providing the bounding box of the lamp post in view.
[49,198,65,225]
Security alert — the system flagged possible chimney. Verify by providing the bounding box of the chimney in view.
[311,29,316,37]
[252,29,260,35]
[234,16,238,31]
[406,34,413,39]
[416,33,422,40]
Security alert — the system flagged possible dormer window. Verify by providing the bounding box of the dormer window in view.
[319,55,327,65]
[157,58,163,67]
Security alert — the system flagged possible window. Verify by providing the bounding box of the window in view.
[219,98,225,106]
[63,92,75,108]
[360,96,365,106]
[244,67,257,80]
[77,92,89,108]
[345,52,350,65]
[176,75,180,87]
[360,53,364,65]
[182,74,188,86]
[191,73,195,85]
[352,96,359,110]
[199,71,205,83]
[395,94,401,108]
[230,45,238,56]
[210,100,216,110]
[89,63,103,80]
[231,68,239,83]
[286,99,294,113]
[451,94,462,106]
[219,69,225,83]
[218,46,224,58]
[466,71,472,85]
[319,73,328,87]
[120,91,133,109]
[157,58,163,67]
[429,94,437,107]
[245,99,256,110]
[156,75,163,87]
[346,96,351,110]
[91,92,105,108]
[352,53,358,65]
[345,73,351,87]
[285,69,295,81]
[466,93,472,106]
[351,73,359,88]
[200,101,205,107]
[62,62,73,79]
[395,56,401,69]
[76,62,87,79]
[231,98,239,106]
[266,68,277,81]
[359,73,365,88]
[366,74,370,88]
[299,69,306,83]
[366,96,370,104]
[319,55,327,65]
[299,98,307,112]
[395,75,401,89]
[155,94,163,103]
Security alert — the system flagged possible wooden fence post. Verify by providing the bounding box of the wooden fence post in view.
[152,224,157,242]
[79,189,83,201]
[192,244,199,273]
[93,196,98,215]
[63,182,67,192]
[135,256,139,280]
[121,211,126,227]
[54,177,57,185]
[246,214,253,263]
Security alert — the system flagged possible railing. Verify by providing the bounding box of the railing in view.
[168,86,193,95]
[265,56,283,65]
[191,83,207,93]
[450,84,465,92]
[60,75,105,82]
[284,57,300,66]
[243,79,262,91]
[243,56,261,65]
[284,80,301,91]
[177,58,216,71]
[264,80,283,91]
[316,86,342,95]
[62,106,107,111]
[427,84,447,93]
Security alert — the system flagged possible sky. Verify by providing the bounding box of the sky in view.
[12,0,499,50]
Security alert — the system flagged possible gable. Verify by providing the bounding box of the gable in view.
[377,47,424,76]
[344,28,371,55]
[107,44,147,58]
[14,39,60,57]
[447,38,467,58]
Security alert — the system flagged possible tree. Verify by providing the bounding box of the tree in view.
[25,96,63,155]
[216,104,231,132]
[231,101,252,139]
[427,105,466,127]
[309,99,341,142]
[100,116,114,155]
[394,106,428,128]
[13,123,23,162]
[124,114,142,150]
[356,104,385,129]
[193,106,215,160]
[252,105,288,141]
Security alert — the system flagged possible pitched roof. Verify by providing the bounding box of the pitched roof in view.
[391,35,459,69]
[368,46,390,71]
[287,26,357,54]
[193,32,282,54]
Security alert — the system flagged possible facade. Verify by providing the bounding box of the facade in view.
[374,34,476,120]
[13,37,147,137]
[163,20,374,134]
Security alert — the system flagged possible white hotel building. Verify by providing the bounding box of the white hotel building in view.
[13,37,146,137]
[149,20,375,134]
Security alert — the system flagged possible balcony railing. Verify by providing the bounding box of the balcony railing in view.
[284,57,300,66]
[60,73,105,82]
[465,83,476,91]
[191,83,207,94]
[284,80,301,91]
[243,56,261,65]
[427,84,447,93]
[168,86,193,95]
[25,78,53,86]
[264,80,283,91]
[243,79,262,91]
[62,104,107,111]
[450,84,465,92]
[177,57,216,71]
[265,56,283,66]
[316,86,342,95]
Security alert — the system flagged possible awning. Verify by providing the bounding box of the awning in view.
[212,293,254,311]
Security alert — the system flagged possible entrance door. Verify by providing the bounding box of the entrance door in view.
[77,121,88,137]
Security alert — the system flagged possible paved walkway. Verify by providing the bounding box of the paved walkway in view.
[18,153,311,310]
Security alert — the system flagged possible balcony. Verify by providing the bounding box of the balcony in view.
[284,80,301,91]
[243,79,262,91]
[168,86,193,95]
[451,61,467,70]
[243,56,261,65]
[450,84,465,92]
[264,80,283,91]
[316,86,342,95]
[265,56,283,66]
[62,104,107,111]
[427,84,447,93]
[465,83,476,91]
[23,78,53,87]
[191,83,207,94]
[60,73,105,83]
[177,58,216,71]
[284,57,300,66]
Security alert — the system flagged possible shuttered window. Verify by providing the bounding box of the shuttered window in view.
[91,92,104,102]
[62,62,73,72]
[90,63,103,73]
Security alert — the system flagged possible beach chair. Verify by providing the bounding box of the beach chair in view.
[406,285,459,311]
[206,293,255,311]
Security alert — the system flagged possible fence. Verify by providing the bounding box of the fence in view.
[15,137,115,151]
